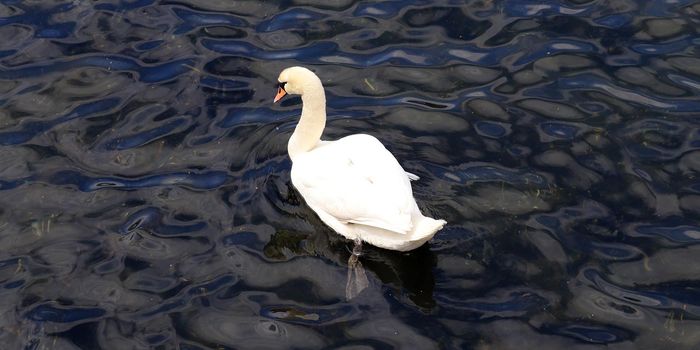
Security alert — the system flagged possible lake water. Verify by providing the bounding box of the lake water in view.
[1,0,700,349]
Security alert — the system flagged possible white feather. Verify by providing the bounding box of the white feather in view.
[292,134,415,234]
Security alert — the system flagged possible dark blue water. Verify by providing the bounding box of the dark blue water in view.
[1,0,699,348]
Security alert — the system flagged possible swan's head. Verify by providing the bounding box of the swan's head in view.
[273,66,322,103]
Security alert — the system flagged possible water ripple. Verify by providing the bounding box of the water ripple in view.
[1,0,699,348]
[50,170,229,192]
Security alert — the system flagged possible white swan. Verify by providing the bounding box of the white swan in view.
[274,66,446,252]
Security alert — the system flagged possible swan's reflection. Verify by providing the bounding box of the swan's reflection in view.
[263,201,437,309]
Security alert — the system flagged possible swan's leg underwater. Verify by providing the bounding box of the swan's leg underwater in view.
[346,238,369,299]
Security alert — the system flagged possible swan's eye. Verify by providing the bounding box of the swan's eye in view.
[277,82,287,91]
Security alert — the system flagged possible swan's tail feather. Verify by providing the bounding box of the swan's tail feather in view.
[412,217,446,240]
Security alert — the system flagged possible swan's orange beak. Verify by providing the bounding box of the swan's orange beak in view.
[273,85,287,103]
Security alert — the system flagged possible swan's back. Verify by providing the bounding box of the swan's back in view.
[291,134,416,234]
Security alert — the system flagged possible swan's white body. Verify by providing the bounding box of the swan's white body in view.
[276,67,446,251]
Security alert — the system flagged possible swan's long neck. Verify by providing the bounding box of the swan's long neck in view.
[288,81,326,160]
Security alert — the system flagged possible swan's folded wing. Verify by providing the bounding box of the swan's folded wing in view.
[291,135,415,234]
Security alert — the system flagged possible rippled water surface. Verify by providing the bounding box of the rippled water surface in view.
[1,0,700,348]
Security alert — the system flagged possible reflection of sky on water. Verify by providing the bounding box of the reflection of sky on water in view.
[0,0,699,348]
